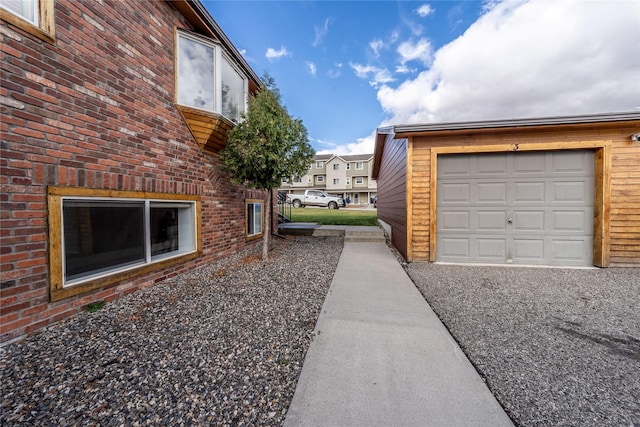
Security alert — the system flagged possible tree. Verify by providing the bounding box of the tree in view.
[220,74,314,260]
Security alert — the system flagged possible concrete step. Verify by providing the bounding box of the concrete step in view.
[344,229,386,243]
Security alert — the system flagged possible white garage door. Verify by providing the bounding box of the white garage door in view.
[436,151,594,266]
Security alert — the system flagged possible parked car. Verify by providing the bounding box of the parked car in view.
[286,190,345,209]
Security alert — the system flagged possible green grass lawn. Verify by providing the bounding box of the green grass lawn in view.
[287,207,378,226]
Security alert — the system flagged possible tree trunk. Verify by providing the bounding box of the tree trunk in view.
[262,190,271,261]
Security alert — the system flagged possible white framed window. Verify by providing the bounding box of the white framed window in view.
[48,188,201,300]
[346,163,351,170]
[293,177,302,183]
[317,175,325,183]
[316,161,324,169]
[0,0,55,43]
[281,177,289,183]
[346,177,351,185]
[355,162,364,170]
[1,0,37,25]
[333,178,339,185]
[355,177,364,184]
[176,31,247,123]
[60,199,196,288]
[246,200,263,237]
[332,164,339,170]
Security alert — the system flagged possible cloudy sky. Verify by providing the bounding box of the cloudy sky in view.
[204,0,640,155]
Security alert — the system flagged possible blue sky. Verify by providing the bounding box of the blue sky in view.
[204,0,640,155]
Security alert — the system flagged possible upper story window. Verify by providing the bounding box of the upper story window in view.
[333,178,339,184]
[316,161,324,169]
[332,164,339,170]
[355,162,364,170]
[316,175,325,183]
[0,0,55,43]
[355,177,364,184]
[176,31,247,123]
[346,163,351,170]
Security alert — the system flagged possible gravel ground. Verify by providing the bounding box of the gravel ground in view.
[1,236,343,426]
[405,263,640,427]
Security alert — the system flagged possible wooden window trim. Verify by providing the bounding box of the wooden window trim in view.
[424,140,611,266]
[0,0,55,44]
[47,187,202,301]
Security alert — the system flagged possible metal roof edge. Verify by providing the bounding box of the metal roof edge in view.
[391,111,640,134]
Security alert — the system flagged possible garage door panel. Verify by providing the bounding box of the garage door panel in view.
[440,183,470,203]
[477,239,507,259]
[437,150,594,266]
[513,239,545,261]
[513,210,545,231]
[513,182,546,203]
[477,153,507,175]
[440,210,470,231]
[552,181,590,203]
[439,155,471,177]
[513,152,546,175]
[440,238,470,257]
[476,182,507,203]
[477,210,507,231]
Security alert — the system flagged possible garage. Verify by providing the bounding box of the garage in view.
[436,150,594,266]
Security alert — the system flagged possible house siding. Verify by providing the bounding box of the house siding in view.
[401,120,640,265]
[0,0,267,342]
[375,135,408,259]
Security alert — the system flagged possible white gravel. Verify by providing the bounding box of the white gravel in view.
[0,236,343,426]
[405,263,640,427]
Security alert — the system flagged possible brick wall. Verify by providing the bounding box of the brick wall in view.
[1,0,270,342]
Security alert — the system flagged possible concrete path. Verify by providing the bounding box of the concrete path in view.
[284,233,514,427]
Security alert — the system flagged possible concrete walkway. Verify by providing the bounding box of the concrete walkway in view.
[284,227,514,427]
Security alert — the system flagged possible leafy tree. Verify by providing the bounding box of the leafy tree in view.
[221,74,314,260]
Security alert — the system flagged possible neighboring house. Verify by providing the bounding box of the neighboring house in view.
[0,0,269,343]
[280,154,377,205]
[372,112,640,267]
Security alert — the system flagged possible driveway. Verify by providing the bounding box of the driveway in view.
[405,263,640,426]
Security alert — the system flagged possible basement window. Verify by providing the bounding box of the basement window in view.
[246,199,263,238]
[0,0,55,44]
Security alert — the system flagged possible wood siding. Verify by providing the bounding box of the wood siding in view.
[400,120,639,265]
[375,135,408,259]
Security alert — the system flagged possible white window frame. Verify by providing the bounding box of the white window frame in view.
[346,163,351,170]
[333,178,339,185]
[316,161,324,169]
[176,30,247,122]
[355,162,364,170]
[332,163,339,170]
[0,0,55,43]
[246,199,263,238]
[59,198,197,288]
[355,177,364,184]
[317,175,325,183]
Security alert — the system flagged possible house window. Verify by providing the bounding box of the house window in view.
[355,177,364,184]
[355,162,364,170]
[246,200,263,237]
[317,175,325,183]
[346,177,351,185]
[0,0,55,43]
[176,31,247,122]
[294,177,302,183]
[316,161,324,169]
[282,177,289,183]
[48,188,200,300]
[333,178,339,185]
[333,164,339,170]
[346,163,351,170]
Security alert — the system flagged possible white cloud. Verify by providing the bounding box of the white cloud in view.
[397,38,432,66]
[377,0,640,124]
[369,39,385,58]
[327,63,343,79]
[265,46,291,61]
[306,61,317,76]
[416,4,435,18]
[350,63,395,88]
[313,18,330,47]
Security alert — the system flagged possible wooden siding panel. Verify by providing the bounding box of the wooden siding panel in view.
[376,136,408,259]
[410,146,431,261]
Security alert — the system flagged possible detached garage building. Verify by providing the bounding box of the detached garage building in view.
[372,112,640,267]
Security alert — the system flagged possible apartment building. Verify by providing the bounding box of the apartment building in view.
[280,154,377,205]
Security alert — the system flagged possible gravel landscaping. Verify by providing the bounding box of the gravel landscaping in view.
[1,236,343,426]
[405,263,640,427]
